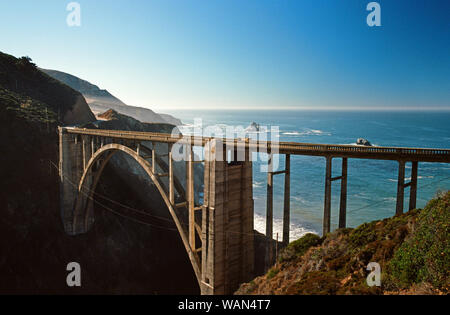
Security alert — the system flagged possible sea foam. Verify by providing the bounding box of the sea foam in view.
[253,213,318,241]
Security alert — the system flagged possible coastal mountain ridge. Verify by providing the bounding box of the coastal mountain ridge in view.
[40,68,182,126]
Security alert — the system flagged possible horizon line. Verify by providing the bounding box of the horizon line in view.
[155,106,450,112]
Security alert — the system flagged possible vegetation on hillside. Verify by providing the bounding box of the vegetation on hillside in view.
[0,87,57,124]
[237,191,449,295]
[0,51,95,125]
[387,192,449,289]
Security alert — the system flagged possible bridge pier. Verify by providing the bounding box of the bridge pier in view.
[339,158,348,229]
[283,154,291,245]
[396,161,419,215]
[323,156,348,235]
[323,156,332,235]
[265,154,274,269]
[201,139,255,295]
[264,153,291,268]
[409,161,418,210]
[59,129,96,235]
[396,161,406,215]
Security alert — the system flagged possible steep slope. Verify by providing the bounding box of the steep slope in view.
[236,191,449,295]
[40,68,120,101]
[41,68,182,125]
[0,53,95,125]
[0,52,199,294]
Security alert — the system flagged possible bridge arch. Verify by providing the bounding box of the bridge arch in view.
[59,128,256,294]
[73,143,202,284]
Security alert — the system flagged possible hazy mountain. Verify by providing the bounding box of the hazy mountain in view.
[41,69,182,126]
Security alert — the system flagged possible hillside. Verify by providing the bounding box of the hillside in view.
[40,68,119,101]
[41,68,182,125]
[236,191,449,295]
[94,109,176,134]
[0,53,95,125]
[0,52,198,294]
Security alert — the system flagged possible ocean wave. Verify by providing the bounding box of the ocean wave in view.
[292,196,306,203]
[245,130,270,135]
[253,181,264,188]
[282,129,331,137]
[309,129,327,135]
[283,131,302,136]
[343,143,380,147]
[388,175,434,183]
[253,213,317,241]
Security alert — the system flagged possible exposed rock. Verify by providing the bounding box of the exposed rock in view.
[95,109,176,134]
[246,122,261,132]
[356,138,372,146]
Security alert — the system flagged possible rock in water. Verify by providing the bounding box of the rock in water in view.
[246,122,260,132]
[356,138,372,146]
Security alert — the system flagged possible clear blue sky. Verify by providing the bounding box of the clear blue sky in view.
[0,0,449,111]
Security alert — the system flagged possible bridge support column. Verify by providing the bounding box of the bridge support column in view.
[201,139,254,295]
[187,146,196,251]
[59,128,94,235]
[265,153,274,270]
[168,144,174,205]
[323,156,332,235]
[397,161,419,214]
[283,154,291,245]
[323,157,349,234]
[339,158,348,229]
[396,161,406,215]
[409,161,418,210]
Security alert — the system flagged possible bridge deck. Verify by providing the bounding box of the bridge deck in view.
[65,127,450,163]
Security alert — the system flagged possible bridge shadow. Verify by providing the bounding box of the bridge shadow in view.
[79,156,200,294]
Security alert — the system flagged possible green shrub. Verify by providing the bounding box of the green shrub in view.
[278,233,322,262]
[348,221,378,248]
[267,267,279,280]
[388,191,449,289]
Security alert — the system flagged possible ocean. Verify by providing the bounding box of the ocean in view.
[165,109,450,238]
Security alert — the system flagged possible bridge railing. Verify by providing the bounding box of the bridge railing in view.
[64,127,450,162]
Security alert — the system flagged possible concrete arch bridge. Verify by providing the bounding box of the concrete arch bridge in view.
[58,127,450,294]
